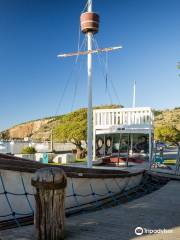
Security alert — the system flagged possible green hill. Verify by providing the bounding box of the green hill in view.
[0,105,121,140]
[1,106,180,143]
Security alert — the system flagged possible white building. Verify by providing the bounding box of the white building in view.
[93,107,154,160]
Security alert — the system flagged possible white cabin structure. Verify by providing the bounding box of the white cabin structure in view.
[93,107,154,160]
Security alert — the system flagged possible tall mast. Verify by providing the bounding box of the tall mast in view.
[57,1,122,168]
[130,80,136,155]
[132,80,136,108]
[80,0,99,168]
[87,0,93,167]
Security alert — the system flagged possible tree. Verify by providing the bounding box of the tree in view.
[0,130,10,140]
[54,105,123,158]
[154,125,180,145]
[54,108,87,158]
[153,109,162,117]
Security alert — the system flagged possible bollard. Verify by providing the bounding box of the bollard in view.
[31,167,67,240]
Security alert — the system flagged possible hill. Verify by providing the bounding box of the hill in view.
[0,118,55,140]
[154,108,180,131]
[0,105,121,141]
[1,106,179,142]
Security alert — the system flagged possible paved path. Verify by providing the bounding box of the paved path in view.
[0,181,180,240]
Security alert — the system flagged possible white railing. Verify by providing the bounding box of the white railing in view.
[93,107,154,129]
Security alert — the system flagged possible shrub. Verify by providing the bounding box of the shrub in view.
[21,146,36,154]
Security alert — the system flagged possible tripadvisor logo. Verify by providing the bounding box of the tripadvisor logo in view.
[135,227,143,236]
[135,227,173,235]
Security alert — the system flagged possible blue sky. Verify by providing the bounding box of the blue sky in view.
[0,0,180,131]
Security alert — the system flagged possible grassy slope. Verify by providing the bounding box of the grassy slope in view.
[32,105,121,140]
[1,106,180,140]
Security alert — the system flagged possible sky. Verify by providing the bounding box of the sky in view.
[0,0,180,131]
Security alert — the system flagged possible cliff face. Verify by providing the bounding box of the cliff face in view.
[2,118,54,139]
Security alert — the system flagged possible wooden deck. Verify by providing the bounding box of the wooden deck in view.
[0,180,180,240]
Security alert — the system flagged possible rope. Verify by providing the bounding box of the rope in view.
[54,26,85,115]
[104,181,119,205]
[0,170,168,229]
[91,36,113,104]
[0,173,21,227]
[70,179,81,207]
[92,36,122,105]
[70,37,86,111]
[81,0,89,13]
[89,183,103,208]
[20,174,34,213]
[55,0,89,115]
[105,52,108,92]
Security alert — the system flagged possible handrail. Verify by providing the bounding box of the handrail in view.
[93,107,154,128]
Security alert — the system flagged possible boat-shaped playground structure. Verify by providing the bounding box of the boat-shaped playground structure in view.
[0,107,173,229]
[0,153,146,227]
[0,151,171,230]
[0,0,179,233]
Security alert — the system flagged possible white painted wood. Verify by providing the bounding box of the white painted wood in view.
[0,169,144,222]
[132,80,136,108]
[87,0,93,168]
[93,111,96,160]
[93,107,154,134]
[149,129,152,169]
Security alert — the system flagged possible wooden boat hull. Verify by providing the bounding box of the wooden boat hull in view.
[0,154,145,222]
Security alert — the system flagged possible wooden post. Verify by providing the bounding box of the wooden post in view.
[31,167,67,240]
[50,130,54,153]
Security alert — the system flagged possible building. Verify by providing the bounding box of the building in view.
[93,107,154,160]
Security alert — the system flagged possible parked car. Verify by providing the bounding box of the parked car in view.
[156,141,167,150]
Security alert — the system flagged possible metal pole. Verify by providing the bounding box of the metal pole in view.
[111,135,114,156]
[175,144,180,175]
[133,80,136,108]
[87,0,93,168]
[118,133,122,167]
[93,126,96,160]
[130,80,136,155]
[50,129,53,152]
[130,134,133,155]
[149,130,152,169]
[153,141,157,165]
[104,135,106,157]
[126,134,130,167]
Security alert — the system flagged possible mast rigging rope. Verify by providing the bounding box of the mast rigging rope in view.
[92,37,121,105]
[70,38,87,111]
[54,30,86,115]
[91,36,113,104]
